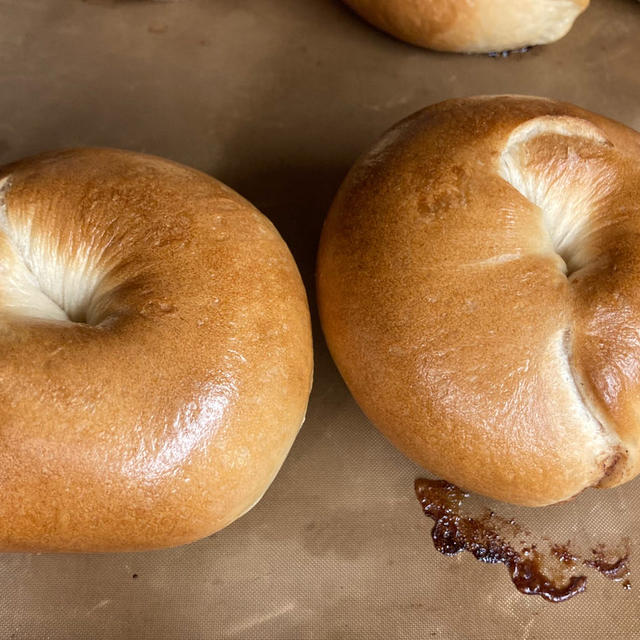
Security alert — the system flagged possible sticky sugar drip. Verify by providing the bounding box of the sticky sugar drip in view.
[415,479,632,603]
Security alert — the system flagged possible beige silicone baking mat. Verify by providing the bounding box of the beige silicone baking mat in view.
[1,0,639,638]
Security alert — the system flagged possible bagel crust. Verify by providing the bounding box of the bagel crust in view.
[317,95,640,506]
[342,0,589,53]
[0,148,313,551]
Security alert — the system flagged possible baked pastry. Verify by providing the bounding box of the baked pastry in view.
[342,0,590,53]
[0,148,313,551]
[317,95,640,506]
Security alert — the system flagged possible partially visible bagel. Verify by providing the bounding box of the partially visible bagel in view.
[0,148,313,551]
[317,95,640,506]
[342,0,590,53]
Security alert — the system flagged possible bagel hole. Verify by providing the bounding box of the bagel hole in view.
[23,260,105,326]
[499,117,612,279]
[0,177,104,326]
[499,161,588,278]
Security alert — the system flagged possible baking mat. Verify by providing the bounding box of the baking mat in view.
[0,0,639,637]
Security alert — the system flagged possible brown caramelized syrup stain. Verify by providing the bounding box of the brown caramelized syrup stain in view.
[415,479,631,603]
[585,544,631,589]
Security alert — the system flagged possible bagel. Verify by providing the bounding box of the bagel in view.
[0,148,313,551]
[342,0,590,53]
[317,95,640,506]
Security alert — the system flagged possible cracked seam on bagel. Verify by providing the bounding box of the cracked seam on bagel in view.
[561,327,625,485]
[457,252,524,268]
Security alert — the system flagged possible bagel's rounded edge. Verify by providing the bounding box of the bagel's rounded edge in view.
[0,148,313,551]
[317,96,640,506]
[342,0,590,53]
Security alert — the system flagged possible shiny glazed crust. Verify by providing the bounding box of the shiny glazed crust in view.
[343,0,589,53]
[317,96,640,506]
[0,148,313,551]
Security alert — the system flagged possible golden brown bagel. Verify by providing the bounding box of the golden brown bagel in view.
[317,95,640,506]
[0,148,313,551]
[342,0,590,53]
